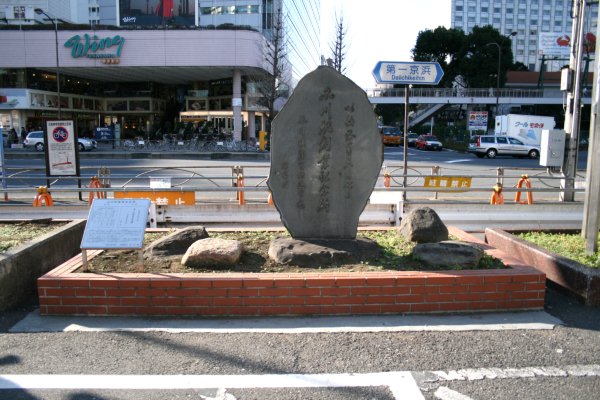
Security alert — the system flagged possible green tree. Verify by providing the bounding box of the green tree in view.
[411,26,465,87]
[458,25,515,88]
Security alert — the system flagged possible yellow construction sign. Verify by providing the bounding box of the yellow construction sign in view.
[424,176,472,192]
[114,191,195,205]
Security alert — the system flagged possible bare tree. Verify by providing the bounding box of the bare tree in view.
[330,12,348,74]
[253,7,289,131]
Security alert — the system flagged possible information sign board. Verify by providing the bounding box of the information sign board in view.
[45,120,78,176]
[81,199,150,249]
[372,61,444,85]
[114,191,195,205]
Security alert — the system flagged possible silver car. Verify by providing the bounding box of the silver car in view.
[468,135,540,159]
[24,131,97,152]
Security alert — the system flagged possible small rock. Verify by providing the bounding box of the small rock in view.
[412,240,484,268]
[399,207,448,243]
[145,226,209,258]
[181,238,243,268]
[268,237,380,267]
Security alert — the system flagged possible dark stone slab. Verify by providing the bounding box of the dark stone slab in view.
[268,237,380,267]
[268,66,383,239]
[412,240,484,268]
[485,228,600,306]
[399,207,449,243]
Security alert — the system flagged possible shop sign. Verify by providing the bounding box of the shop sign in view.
[64,33,125,61]
[45,120,79,176]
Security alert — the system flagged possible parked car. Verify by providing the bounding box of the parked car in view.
[468,135,540,159]
[24,131,97,152]
[405,132,419,147]
[379,126,402,146]
[415,135,443,151]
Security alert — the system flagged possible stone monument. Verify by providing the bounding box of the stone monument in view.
[267,66,383,265]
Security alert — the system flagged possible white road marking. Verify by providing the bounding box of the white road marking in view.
[445,159,473,163]
[422,364,600,383]
[434,386,474,400]
[0,371,425,400]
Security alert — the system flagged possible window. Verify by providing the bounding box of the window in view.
[497,137,508,144]
[456,5,463,11]
[509,138,524,145]
[481,137,494,143]
[531,19,538,25]
[482,7,488,12]
[506,8,513,14]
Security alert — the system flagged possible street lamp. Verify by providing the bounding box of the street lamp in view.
[34,8,61,119]
[486,32,517,115]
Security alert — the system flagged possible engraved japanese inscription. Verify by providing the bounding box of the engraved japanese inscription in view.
[267,66,383,239]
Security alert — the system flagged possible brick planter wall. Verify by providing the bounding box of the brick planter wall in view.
[485,228,600,306]
[37,227,546,316]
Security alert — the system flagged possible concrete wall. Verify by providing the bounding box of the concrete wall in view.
[0,219,86,311]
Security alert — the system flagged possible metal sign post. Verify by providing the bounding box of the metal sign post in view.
[0,127,6,201]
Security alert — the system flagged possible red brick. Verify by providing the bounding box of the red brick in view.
[37,278,61,287]
[334,296,365,305]
[213,297,243,306]
[288,287,320,296]
[510,291,540,300]
[336,277,365,286]
[439,302,473,311]
[75,288,106,297]
[380,304,411,313]
[181,280,212,288]
[484,275,513,284]
[351,305,382,314]
[195,289,227,297]
[150,280,181,288]
[273,278,306,288]
[424,294,456,303]
[321,287,351,296]
[136,306,169,315]
[439,285,468,294]
[121,297,151,306]
[104,288,137,297]
[351,287,381,295]
[212,279,244,288]
[232,306,262,316]
[456,276,485,284]
[395,294,426,303]
[469,284,498,293]
[165,288,202,297]
[306,296,336,305]
[259,288,290,297]
[425,276,456,285]
[182,297,211,306]
[274,297,306,306]
[243,297,277,306]
[411,303,440,312]
[259,306,291,315]
[305,277,336,287]
[365,277,397,286]
[62,297,91,306]
[319,305,352,314]
[411,285,440,294]
[380,286,410,295]
[93,297,122,306]
[243,279,275,288]
[60,279,90,288]
[526,282,547,291]
[289,305,322,315]
[136,288,166,297]
[39,297,61,305]
[512,274,543,283]
[77,305,108,314]
[89,279,120,288]
[497,283,526,292]
[44,288,76,297]
[228,288,260,297]
[365,295,397,304]
[45,305,77,314]
[455,293,486,302]
[151,297,182,306]
[396,276,428,285]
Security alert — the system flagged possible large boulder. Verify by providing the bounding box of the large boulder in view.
[413,241,484,268]
[145,226,209,258]
[181,238,243,268]
[399,207,448,243]
[268,237,380,267]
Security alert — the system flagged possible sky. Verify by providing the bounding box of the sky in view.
[319,0,452,89]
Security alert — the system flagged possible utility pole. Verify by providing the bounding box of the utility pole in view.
[560,0,587,202]
[582,13,600,254]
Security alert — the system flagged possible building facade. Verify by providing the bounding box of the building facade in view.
[0,0,320,140]
[451,0,598,72]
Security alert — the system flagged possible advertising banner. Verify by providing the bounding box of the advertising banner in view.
[95,127,114,141]
[468,111,488,131]
[45,120,78,176]
[119,0,195,27]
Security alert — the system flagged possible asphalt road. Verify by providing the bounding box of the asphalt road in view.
[0,286,599,400]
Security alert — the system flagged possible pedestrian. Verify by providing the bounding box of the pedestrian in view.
[9,128,17,145]
[20,127,26,144]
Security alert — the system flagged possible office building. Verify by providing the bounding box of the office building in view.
[451,0,598,72]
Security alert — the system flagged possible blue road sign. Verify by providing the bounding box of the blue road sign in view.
[372,61,444,85]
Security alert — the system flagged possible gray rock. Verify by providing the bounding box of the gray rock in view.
[181,238,243,268]
[267,66,383,239]
[412,240,484,268]
[268,237,380,267]
[399,207,448,243]
[145,226,209,258]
